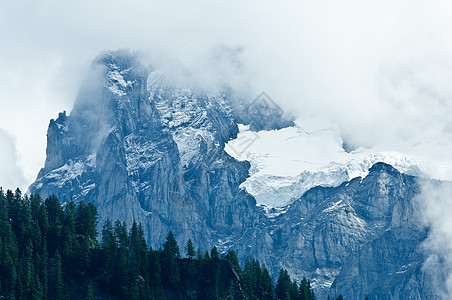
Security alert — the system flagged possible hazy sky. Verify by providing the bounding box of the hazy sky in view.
[1,0,452,191]
[2,0,452,295]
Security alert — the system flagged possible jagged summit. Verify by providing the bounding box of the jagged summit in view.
[30,49,271,250]
[29,50,443,299]
[368,161,399,173]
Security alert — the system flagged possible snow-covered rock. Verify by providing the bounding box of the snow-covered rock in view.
[29,49,447,299]
[226,122,432,210]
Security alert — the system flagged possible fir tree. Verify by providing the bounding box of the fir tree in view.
[224,250,240,274]
[184,238,195,259]
[163,231,180,258]
[211,246,220,260]
[162,231,180,287]
[275,268,291,300]
[84,279,95,300]
[47,251,65,300]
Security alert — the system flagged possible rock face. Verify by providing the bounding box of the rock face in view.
[267,163,437,299]
[30,50,441,298]
[30,50,268,251]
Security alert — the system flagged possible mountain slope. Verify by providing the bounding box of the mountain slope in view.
[30,50,272,252]
[30,50,443,299]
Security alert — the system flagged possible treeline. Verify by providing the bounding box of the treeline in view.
[0,188,318,299]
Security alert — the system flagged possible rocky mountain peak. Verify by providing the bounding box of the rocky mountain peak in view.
[29,50,444,299]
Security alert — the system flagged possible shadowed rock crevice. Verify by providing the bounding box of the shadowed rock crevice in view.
[30,50,442,299]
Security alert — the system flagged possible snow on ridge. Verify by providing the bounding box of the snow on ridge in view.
[105,67,134,97]
[225,122,435,210]
[124,134,162,173]
[43,154,96,188]
[147,71,230,168]
[172,127,213,167]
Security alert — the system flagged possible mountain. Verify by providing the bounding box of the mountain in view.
[30,50,443,298]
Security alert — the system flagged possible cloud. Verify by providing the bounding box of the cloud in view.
[417,180,452,297]
[0,0,451,181]
[0,129,26,190]
[2,0,452,295]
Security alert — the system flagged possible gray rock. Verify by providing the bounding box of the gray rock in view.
[30,50,443,299]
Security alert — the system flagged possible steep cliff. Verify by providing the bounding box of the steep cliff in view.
[30,50,442,299]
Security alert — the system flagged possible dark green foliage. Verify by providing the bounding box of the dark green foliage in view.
[163,230,180,258]
[0,188,317,300]
[162,231,181,287]
[276,268,292,300]
[299,277,315,300]
[75,201,97,239]
[184,238,195,259]
[225,249,240,273]
[84,280,95,300]
[211,245,220,260]
[45,195,64,257]
[47,251,66,300]
[242,257,276,299]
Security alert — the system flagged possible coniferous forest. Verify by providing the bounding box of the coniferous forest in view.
[0,188,324,299]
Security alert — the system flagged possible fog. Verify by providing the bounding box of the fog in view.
[1,0,452,293]
[0,129,26,190]
[417,181,452,296]
[2,0,452,188]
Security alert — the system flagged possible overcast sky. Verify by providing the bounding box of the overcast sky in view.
[2,0,452,294]
[1,0,452,191]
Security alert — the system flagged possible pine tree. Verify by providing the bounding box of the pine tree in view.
[184,238,195,259]
[0,188,323,300]
[45,195,64,257]
[148,249,162,289]
[47,251,65,300]
[224,250,240,274]
[112,221,128,296]
[101,219,117,268]
[75,201,98,239]
[299,277,310,300]
[126,221,148,297]
[0,191,18,298]
[136,223,148,274]
[84,279,95,300]
[29,194,49,299]
[211,246,220,260]
[275,268,291,300]
[224,280,236,300]
[62,200,76,276]
[162,231,180,287]
[163,231,180,258]
[261,264,273,294]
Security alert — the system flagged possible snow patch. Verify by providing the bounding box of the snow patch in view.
[43,154,96,188]
[225,120,441,210]
[108,84,126,96]
[106,68,133,97]
[323,200,343,213]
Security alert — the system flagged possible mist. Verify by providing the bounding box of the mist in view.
[1,0,452,189]
[417,180,452,297]
[2,1,452,293]
[0,129,26,190]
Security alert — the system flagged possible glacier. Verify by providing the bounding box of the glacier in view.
[28,49,450,299]
[226,120,441,210]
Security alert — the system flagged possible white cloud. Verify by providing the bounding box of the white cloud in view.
[0,128,26,190]
[2,0,452,294]
[417,181,452,297]
[1,0,452,199]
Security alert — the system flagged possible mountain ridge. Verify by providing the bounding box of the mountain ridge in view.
[29,49,444,299]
